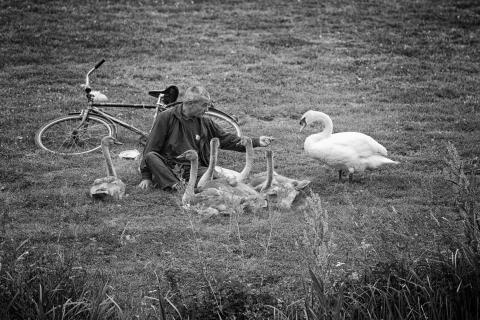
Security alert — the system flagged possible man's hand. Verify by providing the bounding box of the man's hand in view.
[138,179,153,190]
[237,136,250,147]
[259,136,275,147]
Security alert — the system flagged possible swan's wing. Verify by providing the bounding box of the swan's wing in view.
[249,172,310,191]
[203,178,259,198]
[248,171,281,190]
[328,132,388,157]
[307,142,358,169]
[234,182,259,197]
[214,166,240,180]
[93,176,118,184]
[190,187,223,204]
[248,173,267,190]
[192,187,251,214]
[90,177,125,200]
[201,178,236,191]
[199,179,266,211]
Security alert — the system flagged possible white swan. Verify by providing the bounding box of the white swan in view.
[300,110,399,181]
[89,136,126,200]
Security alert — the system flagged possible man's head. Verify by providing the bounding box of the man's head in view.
[182,86,211,118]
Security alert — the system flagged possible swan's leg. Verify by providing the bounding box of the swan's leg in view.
[348,168,355,183]
[338,170,343,181]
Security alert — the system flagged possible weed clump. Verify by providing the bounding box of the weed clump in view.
[303,144,480,320]
[0,239,123,319]
[306,249,480,320]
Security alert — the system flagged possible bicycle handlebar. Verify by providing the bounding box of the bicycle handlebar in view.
[85,59,106,90]
[94,59,105,69]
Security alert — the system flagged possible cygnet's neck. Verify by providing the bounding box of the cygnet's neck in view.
[261,150,274,192]
[238,138,253,182]
[197,139,219,188]
[184,155,199,204]
[102,142,117,177]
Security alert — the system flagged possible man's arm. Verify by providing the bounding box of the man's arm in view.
[140,111,172,180]
[204,118,259,151]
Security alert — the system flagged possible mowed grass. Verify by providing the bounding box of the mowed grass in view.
[1,0,479,317]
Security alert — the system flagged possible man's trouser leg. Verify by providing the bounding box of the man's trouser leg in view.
[145,152,181,190]
[144,152,207,189]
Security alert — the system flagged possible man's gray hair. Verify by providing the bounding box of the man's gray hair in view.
[183,86,211,103]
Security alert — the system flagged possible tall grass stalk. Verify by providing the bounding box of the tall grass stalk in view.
[443,142,480,253]
[301,192,333,279]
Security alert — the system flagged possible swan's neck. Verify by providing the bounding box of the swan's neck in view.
[102,143,117,177]
[208,143,218,179]
[238,138,253,182]
[184,157,198,204]
[198,142,218,188]
[305,112,333,146]
[261,150,273,191]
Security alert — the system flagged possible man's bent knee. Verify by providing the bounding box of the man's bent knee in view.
[145,152,164,165]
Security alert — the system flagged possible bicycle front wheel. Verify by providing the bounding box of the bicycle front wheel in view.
[205,110,242,137]
[35,114,115,155]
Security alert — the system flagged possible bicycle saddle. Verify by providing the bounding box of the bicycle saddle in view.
[148,85,179,104]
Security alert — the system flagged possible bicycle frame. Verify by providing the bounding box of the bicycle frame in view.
[79,58,240,140]
[35,59,242,155]
[78,105,155,138]
[79,58,164,139]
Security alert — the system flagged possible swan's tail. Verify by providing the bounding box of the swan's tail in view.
[384,158,399,165]
[367,156,399,169]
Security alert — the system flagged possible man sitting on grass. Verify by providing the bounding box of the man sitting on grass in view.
[138,85,274,191]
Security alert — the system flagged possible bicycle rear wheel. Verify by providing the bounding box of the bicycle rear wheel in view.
[35,114,115,155]
[205,110,242,137]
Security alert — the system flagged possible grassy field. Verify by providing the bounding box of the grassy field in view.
[1,0,480,318]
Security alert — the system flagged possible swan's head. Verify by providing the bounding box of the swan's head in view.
[177,149,198,161]
[299,117,307,132]
[299,110,329,132]
[101,136,122,147]
[210,137,220,149]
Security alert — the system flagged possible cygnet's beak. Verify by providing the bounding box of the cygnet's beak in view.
[113,140,123,145]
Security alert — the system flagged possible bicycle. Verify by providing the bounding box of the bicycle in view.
[35,59,242,156]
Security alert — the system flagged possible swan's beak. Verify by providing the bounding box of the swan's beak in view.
[299,118,307,132]
[113,140,123,145]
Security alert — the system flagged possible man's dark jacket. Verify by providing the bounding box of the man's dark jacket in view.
[140,104,260,180]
